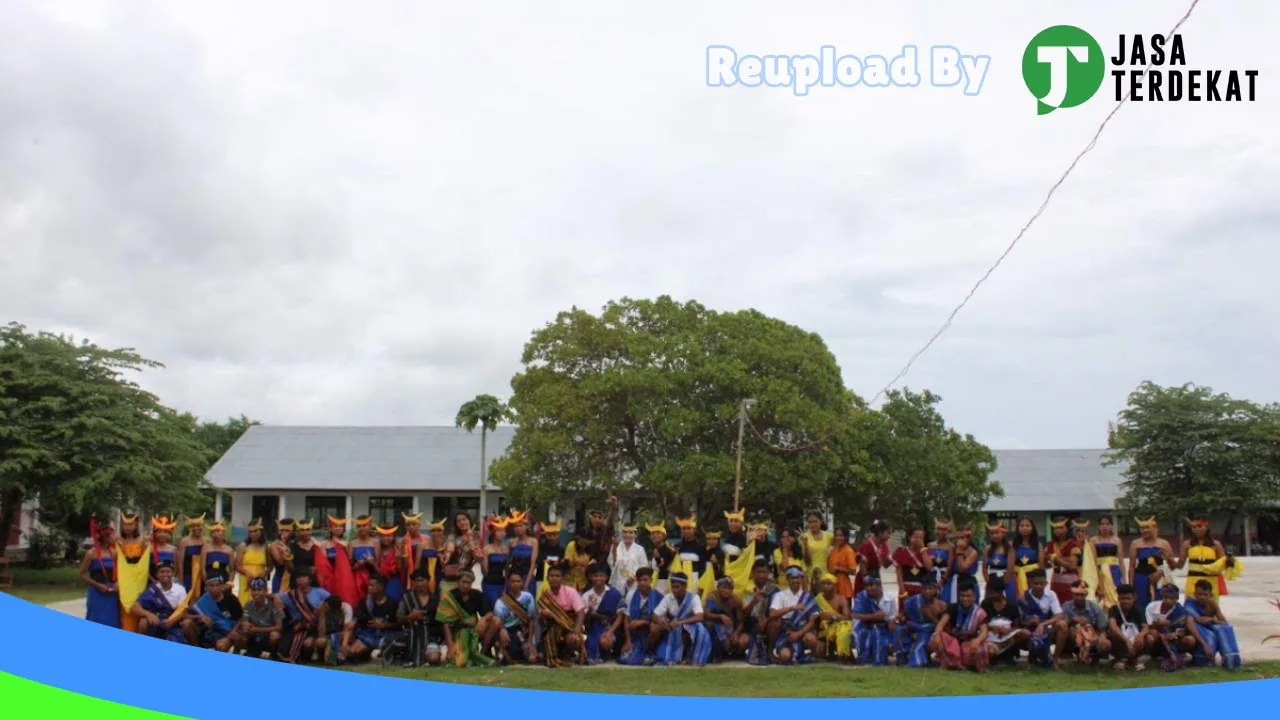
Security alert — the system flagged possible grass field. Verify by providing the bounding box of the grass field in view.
[0,565,84,605]
[348,660,1280,697]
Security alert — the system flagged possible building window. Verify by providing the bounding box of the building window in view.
[304,496,346,525]
[432,496,479,528]
[369,497,415,532]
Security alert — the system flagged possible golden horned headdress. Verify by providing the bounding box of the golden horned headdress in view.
[723,508,746,522]
[119,512,139,527]
[1072,519,1091,530]
[1185,517,1209,530]
[1137,516,1158,530]
[355,515,374,528]
[428,518,448,532]
[539,520,562,534]
[986,521,1007,534]
[401,512,424,525]
[246,518,264,531]
[488,515,510,530]
[375,524,399,537]
[208,521,225,532]
[507,509,529,525]
[644,522,667,536]
[295,519,315,531]
[184,513,206,528]
[1050,517,1070,531]
[150,515,178,532]
[621,524,639,533]
[705,530,723,540]
[674,514,697,531]
[327,515,348,528]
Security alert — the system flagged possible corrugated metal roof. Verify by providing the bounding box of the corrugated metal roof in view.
[206,426,515,491]
[983,449,1125,513]
[207,428,1126,511]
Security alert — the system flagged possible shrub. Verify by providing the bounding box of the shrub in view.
[24,526,74,569]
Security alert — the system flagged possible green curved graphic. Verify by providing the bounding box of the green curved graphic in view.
[0,671,189,719]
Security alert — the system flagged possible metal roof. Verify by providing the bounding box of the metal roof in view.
[207,428,1125,511]
[983,449,1125,513]
[206,425,515,491]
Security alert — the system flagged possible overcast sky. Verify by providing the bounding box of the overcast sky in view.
[3,1,1277,449]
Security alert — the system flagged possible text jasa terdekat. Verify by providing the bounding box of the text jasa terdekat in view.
[1112,34,1258,102]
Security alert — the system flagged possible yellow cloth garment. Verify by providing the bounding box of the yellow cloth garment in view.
[694,542,758,600]
[239,545,269,599]
[802,531,832,587]
[563,540,589,591]
[816,592,852,658]
[116,545,152,633]
[1183,545,1242,598]
[1014,562,1039,597]
[1095,555,1120,609]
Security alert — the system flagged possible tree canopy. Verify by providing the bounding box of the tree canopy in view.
[1108,381,1280,525]
[490,297,1000,528]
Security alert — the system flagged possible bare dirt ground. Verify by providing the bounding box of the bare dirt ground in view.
[43,558,1280,661]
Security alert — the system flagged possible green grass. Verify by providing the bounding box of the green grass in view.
[1,564,84,605]
[347,660,1280,698]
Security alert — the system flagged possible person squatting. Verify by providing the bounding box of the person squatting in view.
[79,506,1244,672]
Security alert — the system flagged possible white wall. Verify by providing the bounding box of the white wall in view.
[224,490,505,528]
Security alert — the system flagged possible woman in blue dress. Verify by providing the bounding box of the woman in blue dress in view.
[948,535,980,603]
[1128,516,1172,610]
[927,519,953,601]
[1011,516,1043,599]
[983,521,1016,603]
[201,522,235,595]
[148,515,178,584]
[79,521,120,628]
[177,514,207,594]
[507,510,538,597]
[481,516,511,606]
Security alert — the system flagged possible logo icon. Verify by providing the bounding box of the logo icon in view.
[1022,25,1106,115]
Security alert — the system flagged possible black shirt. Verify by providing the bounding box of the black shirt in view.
[358,595,399,628]
[753,540,777,569]
[1109,604,1146,629]
[653,544,676,579]
[706,545,727,578]
[980,597,1021,625]
[723,531,749,558]
[209,592,244,624]
[677,539,707,575]
[289,541,316,577]
[451,588,493,617]
[536,540,563,581]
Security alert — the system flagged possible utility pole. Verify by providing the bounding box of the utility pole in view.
[734,398,755,511]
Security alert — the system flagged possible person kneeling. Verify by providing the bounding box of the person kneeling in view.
[493,572,539,665]
[237,577,284,659]
[1185,579,1243,669]
[933,581,988,672]
[537,564,586,667]
[183,572,243,652]
[652,572,712,666]
[1145,584,1195,670]
[437,571,499,667]
[346,574,401,663]
[852,575,893,666]
[1055,580,1110,670]
[769,566,820,665]
[705,577,750,661]
[1108,584,1150,672]
[131,562,189,644]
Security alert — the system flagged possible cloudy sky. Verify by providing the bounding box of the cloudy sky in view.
[3,0,1276,449]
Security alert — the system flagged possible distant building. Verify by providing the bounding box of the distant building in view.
[4,500,43,558]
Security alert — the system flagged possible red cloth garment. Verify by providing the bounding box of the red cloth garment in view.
[313,544,359,607]
[854,538,892,595]
[892,546,928,596]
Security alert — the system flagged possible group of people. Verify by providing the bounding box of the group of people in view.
[78,502,1246,673]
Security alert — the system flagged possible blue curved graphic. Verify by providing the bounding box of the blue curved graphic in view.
[0,592,1276,717]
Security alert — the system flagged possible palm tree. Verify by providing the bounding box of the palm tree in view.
[455,394,512,524]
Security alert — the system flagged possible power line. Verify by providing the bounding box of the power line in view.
[866,0,1203,406]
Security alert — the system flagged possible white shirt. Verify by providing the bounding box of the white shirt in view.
[654,591,703,618]
[1024,589,1062,617]
[159,582,187,609]
[608,542,649,594]
[619,588,660,616]
[769,587,810,619]
[1145,600,1180,625]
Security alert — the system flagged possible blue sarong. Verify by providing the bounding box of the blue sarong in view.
[194,592,238,643]
[134,584,187,643]
[656,592,711,667]
[852,591,892,666]
[1185,599,1242,669]
[893,595,935,667]
[774,591,819,664]
[704,596,736,661]
[585,586,622,663]
[618,589,663,666]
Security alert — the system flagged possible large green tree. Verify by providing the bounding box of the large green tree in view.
[455,393,512,522]
[830,388,1001,532]
[490,297,851,523]
[0,323,212,543]
[1108,381,1280,530]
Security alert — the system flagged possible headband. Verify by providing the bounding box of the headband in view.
[674,514,697,530]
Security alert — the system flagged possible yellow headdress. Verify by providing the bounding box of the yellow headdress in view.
[375,524,399,537]
[277,519,297,532]
[540,520,562,534]
[820,572,838,585]
[621,524,638,533]
[748,521,771,533]
[644,522,667,536]
[246,518,264,531]
[674,515,697,531]
[150,515,177,532]
[1072,519,1091,530]
[185,513,206,528]
[327,515,348,528]
[705,531,722,540]
[723,508,746,522]
[1184,517,1209,530]
[1137,516,1158,530]
[428,518,448,532]
[488,515,510,530]
[1050,517,1070,531]
[986,521,1007,534]
[355,515,374,528]
[295,519,314,531]
[507,509,529,525]
[120,512,139,527]
[401,512,423,525]
[208,521,225,532]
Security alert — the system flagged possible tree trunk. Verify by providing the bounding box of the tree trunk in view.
[0,487,23,554]
[478,429,488,523]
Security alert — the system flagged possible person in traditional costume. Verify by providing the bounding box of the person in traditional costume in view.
[582,563,623,664]
[177,514,208,597]
[564,530,593,592]
[346,574,401,662]
[421,517,449,593]
[1017,569,1063,668]
[506,510,538,594]
[236,576,283,658]
[148,515,179,584]
[1045,517,1080,605]
[441,511,479,594]
[774,527,805,584]
[722,509,749,561]
[268,518,294,593]
[933,581,988,672]
[1144,583,1194,670]
[480,515,511,605]
[1011,516,1043,598]
[608,524,649,596]
[704,530,727,581]
[851,575,893,666]
[827,526,858,600]
[855,520,893,597]
[895,578,943,667]
[749,521,776,570]
[618,566,664,666]
[581,496,619,566]
[1184,578,1243,669]
[673,514,707,591]
[319,593,358,665]
[653,571,712,666]
[236,519,271,601]
[278,571,330,663]
[374,524,402,603]
[114,512,151,632]
[397,512,429,593]
[801,512,832,590]
[1128,516,1174,610]
[1055,580,1110,669]
[185,572,243,651]
[287,519,318,591]
[927,520,954,602]
[314,516,359,609]
[743,559,781,665]
[437,570,498,667]
[893,527,930,597]
[814,573,852,661]
[1107,583,1150,672]
[199,521,236,603]
[983,522,1016,603]
[1090,516,1124,609]
[130,561,189,643]
[769,565,820,664]
[947,534,980,605]
[535,520,565,598]
[646,521,676,593]
[536,563,586,666]
[397,569,444,667]
[349,515,380,601]
[493,572,538,665]
[1179,517,1240,600]
[978,577,1026,665]
[704,577,749,661]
